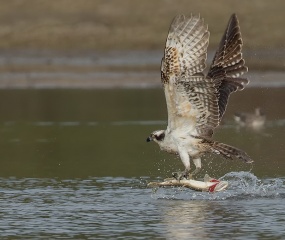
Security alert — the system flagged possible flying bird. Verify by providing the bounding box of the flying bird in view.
[146,13,253,180]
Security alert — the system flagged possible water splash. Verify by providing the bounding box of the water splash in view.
[220,171,284,198]
[151,171,284,200]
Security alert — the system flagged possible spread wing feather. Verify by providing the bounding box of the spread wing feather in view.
[161,15,209,78]
[177,75,219,136]
[207,14,249,120]
[161,15,219,137]
[161,14,248,138]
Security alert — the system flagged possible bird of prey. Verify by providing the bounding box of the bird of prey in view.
[146,13,253,180]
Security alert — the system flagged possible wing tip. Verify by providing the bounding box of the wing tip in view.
[170,13,204,27]
[207,12,248,79]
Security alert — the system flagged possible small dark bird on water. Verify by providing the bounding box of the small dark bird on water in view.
[234,108,266,131]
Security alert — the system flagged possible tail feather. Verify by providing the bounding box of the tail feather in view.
[207,140,253,163]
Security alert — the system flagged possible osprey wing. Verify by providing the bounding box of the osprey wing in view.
[207,14,249,122]
[161,15,219,137]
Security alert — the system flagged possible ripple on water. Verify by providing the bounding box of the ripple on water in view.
[0,174,284,239]
[0,177,156,238]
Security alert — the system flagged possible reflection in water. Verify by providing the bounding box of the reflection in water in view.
[161,201,209,239]
[153,172,285,239]
[0,174,284,239]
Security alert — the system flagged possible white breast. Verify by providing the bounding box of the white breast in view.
[158,129,201,156]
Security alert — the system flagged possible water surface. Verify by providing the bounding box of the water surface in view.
[0,88,284,239]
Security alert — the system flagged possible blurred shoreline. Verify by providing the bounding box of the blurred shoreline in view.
[0,0,284,89]
[0,50,284,89]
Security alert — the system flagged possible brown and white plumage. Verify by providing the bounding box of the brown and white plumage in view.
[147,14,253,179]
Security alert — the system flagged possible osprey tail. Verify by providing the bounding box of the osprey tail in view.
[207,140,253,163]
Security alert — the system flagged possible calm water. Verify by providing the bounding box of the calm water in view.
[0,88,285,239]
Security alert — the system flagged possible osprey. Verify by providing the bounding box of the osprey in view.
[147,14,253,180]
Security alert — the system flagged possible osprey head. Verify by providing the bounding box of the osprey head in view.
[146,130,165,143]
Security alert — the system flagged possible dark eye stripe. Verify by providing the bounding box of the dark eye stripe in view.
[155,133,165,141]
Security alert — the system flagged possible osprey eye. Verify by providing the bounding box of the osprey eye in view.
[155,133,165,141]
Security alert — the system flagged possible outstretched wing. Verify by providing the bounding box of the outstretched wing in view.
[207,14,249,121]
[161,15,219,137]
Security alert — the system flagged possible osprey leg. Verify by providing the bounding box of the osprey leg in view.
[190,158,202,178]
[172,157,202,180]
[172,147,191,180]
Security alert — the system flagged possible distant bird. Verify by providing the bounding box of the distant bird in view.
[146,13,253,180]
[234,108,266,131]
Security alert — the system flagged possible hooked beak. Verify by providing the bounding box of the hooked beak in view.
[146,136,153,142]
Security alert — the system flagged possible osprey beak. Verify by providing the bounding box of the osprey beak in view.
[146,136,152,142]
